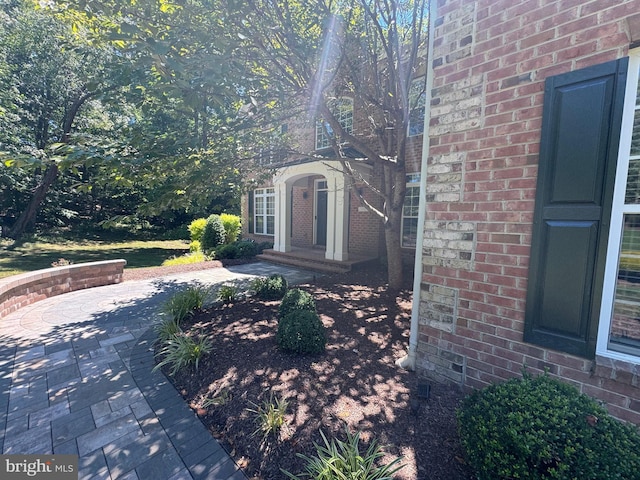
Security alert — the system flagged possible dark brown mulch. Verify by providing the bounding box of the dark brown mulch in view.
[161,265,475,480]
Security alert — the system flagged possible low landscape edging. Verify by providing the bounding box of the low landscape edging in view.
[0,259,127,318]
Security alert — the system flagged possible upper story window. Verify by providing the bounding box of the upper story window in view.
[316,98,353,150]
[258,124,288,166]
[408,77,426,136]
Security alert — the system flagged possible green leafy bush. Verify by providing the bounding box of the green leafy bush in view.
[201,214,226,252]
[457,372,640,480]
[188,218,207,243]
[253,273,288,300]
[153,333,212,376]
[220,213,241,244]
[277,310,326,354]
[162,284,210,322]
[283,426,404,480]
[235,240,258,258]
[189,240,201,252]
[278,288,316,321]
[256,241,274,253]
[215,243,239,259]
[218,284,238,304]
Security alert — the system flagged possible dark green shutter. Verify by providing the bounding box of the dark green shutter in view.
[248,190,254,234]
[524,58,627,358]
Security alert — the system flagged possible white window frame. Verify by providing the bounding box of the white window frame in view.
[597,49,640,363]
[254,187,275,236]
[408,77,426,137]
[315,98,353,150]
[401,173,421,248]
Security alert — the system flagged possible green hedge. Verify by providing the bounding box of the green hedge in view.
[457,372,640,480]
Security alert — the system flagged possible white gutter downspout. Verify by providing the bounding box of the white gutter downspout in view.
[396,0,437,371]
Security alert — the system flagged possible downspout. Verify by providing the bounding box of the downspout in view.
[396,0,437,371]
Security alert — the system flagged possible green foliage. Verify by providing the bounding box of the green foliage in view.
[276,310,326,354]
[202,389,231,407]
[235,240,258,258]
[256,241,273,253]
[189,240,201,253]
[283,426,404,480]
[162,284,210,323]
[278,288,316,321]
[457,372,640,480]
[214,243,238,259]
[247,393,288,439]
[201,214,226,253]
[188,218,207,242]
[153,333,212,376]
[220,213,241,244]
[217,284,238,304]
[253,273,288,300]
[162,251,206,266]
[154,318,182,344]
[214,240,258,259]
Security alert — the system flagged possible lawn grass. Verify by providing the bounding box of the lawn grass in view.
[0,237,189,279]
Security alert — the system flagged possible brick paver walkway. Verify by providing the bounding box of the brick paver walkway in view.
[0,262,317,479]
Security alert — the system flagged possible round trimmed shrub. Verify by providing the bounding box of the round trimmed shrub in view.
[457,372,640,480]
[276,310,326,354]
[254,274,288,300]
[201,214,226,252]
[278,288,316,321]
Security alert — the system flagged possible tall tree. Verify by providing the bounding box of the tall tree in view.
[228,0,430,288]
[0,0,129,238]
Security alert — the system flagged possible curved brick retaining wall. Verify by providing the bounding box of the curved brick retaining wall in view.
[0,259,126,319]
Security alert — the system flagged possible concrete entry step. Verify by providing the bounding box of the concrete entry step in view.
[257,251,352,274]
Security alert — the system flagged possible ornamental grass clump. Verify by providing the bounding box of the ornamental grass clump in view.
[457,372,640,480]
[246,393,289,439]
[153,333,212,376]
[283,426,404,480]
[162,284,210,322]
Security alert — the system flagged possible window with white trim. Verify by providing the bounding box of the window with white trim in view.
[408,77,426,136]
[254,188,275,235]
[599,49,640,362]
[316,98,353,150]
[402,173,421,247]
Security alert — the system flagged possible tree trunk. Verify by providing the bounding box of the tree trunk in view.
[7,163,59,239]
[384,212,404,290]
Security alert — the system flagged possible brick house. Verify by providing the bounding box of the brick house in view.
[409,0,640,423]
[241,77,428,271]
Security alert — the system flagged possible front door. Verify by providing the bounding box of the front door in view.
[315,180,328,246]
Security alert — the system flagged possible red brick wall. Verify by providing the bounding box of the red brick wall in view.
[418,0,640,423]
[291,178,315,248]
[0,260,126,319]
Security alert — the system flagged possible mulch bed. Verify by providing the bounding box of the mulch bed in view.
[159,265,475,480]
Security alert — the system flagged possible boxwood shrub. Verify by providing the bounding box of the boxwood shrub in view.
[278,288,316,321]
[254,273,288,300]
[276,310,326,354]
[457,372,640,480]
